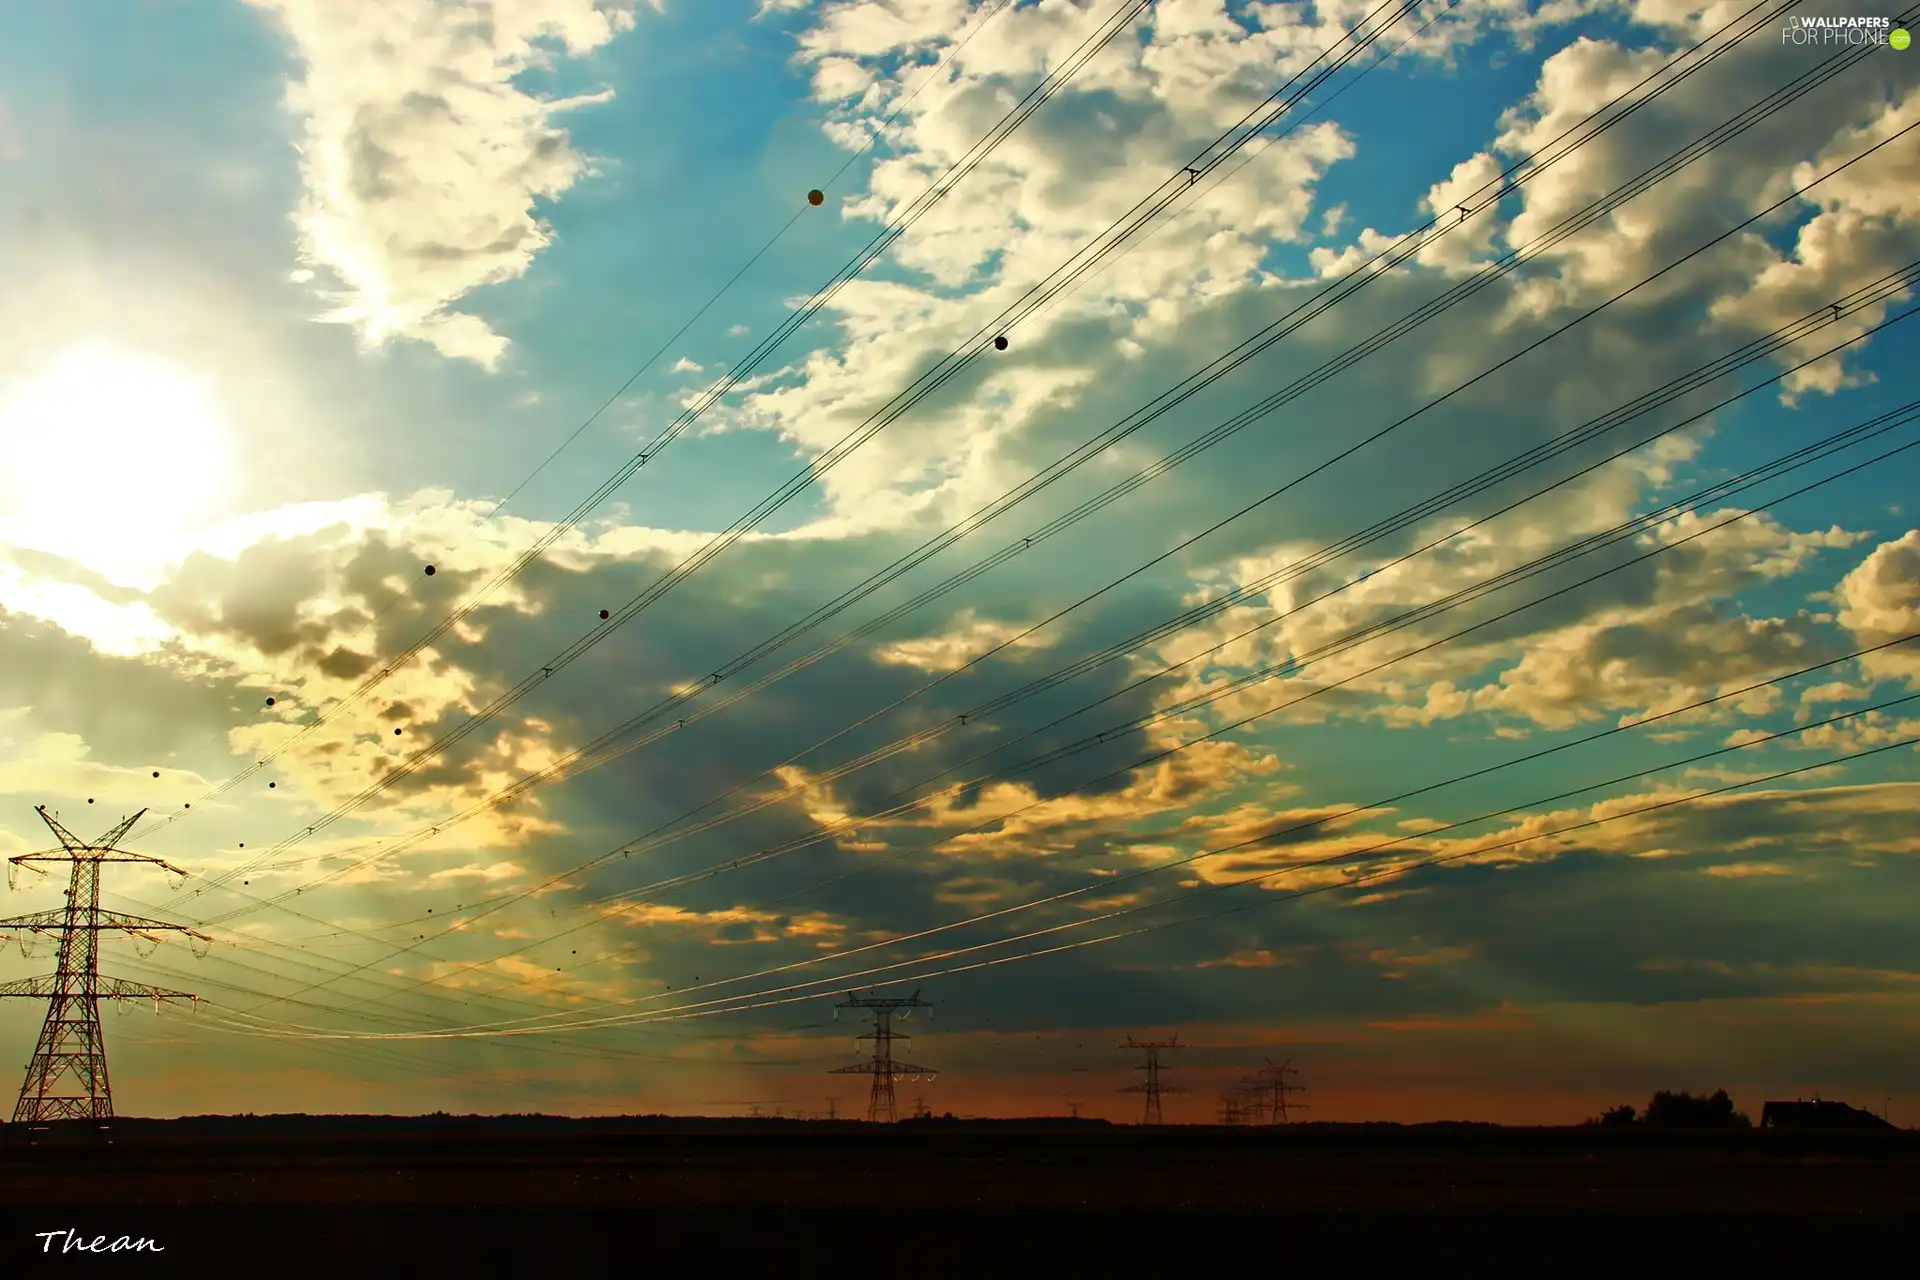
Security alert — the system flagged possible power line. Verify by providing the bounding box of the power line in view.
[7,0,1459,1059]
[183,0,1828,956]
[183,40,1920,1059]
[520,727,1920,1038]
[159,0,1429,893]
[112,2,1881,1043]
[131,0,1156,845]
[612,477,1920,1025]
[335,0,1021,617]
[196,442,1920,1044]
[93,866,699,1049]
[202,687,1920,1045]
[236,269,1920,1034]
[309,290,1919,1026]
[453,136,1917,939]
[223,0,1476,912]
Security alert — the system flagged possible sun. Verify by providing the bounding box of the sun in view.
[0,342,236,575]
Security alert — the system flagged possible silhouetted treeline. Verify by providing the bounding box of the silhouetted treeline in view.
[7,1112,1115,1140]
[1585,1090,1752,1129]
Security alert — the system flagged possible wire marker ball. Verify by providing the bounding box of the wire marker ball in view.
[807,188,824,206]
[993,335,1008,351]
[423,564,436,576]
[599,609,610,620]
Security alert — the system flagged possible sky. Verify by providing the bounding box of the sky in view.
[0,0,1916,1126]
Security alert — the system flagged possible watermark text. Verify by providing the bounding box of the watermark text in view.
[33,1228,164,1255]
[1780,14,1907,46]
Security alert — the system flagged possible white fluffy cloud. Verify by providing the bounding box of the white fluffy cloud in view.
[741,0,1428,527]
[247,0,647,368]
[1144,436,1880,737]
[1836,530,1920,685]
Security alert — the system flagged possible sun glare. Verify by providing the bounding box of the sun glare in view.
[0,342,236,577]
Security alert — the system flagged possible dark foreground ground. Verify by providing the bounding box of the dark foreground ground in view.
[0,1118,1914,1273]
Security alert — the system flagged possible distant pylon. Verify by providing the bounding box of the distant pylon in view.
[1242,1057,1307,1124]
[830,989,936,1123]
[1119,1035,1188,1125]
[0,807,208,1124]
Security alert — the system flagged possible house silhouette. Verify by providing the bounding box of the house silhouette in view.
[1759,1098,1894,1130]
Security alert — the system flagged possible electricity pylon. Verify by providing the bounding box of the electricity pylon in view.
[1243,1057,1307,1124]
[1119,1035,1187,1125]
[0,807,207,1124]
[830,989,936,1123]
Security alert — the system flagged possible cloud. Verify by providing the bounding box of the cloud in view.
[1700,861,1796,878]
[870,607,1056,673]
[246,0,646,368]
[1150,440,1875,738]
[602,900,849,947]
[1195,946,1298,968]
[741,0,1415,528]
[1711,84,1920,398]
[1353,942,1475,979]
[1835,530,1920,685]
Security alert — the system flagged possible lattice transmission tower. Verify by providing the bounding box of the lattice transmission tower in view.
[830,989,936,1123]
[1242,1057,1308,1125]
[0,807,207,1125]
[1119,1035,1187,1125]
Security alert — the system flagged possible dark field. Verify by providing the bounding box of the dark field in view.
[1,1119,1914,1272]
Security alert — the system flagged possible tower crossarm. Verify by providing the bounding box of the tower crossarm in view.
[834,989,933,1015]
[9,849,189,875]
[33,805,126,852]
[886,1062,937,1078]
[0,974,196,1001]
[0,908,212,941]
[829,1062,938,1079]
[16,806,184,873]
[0,909,68,934]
